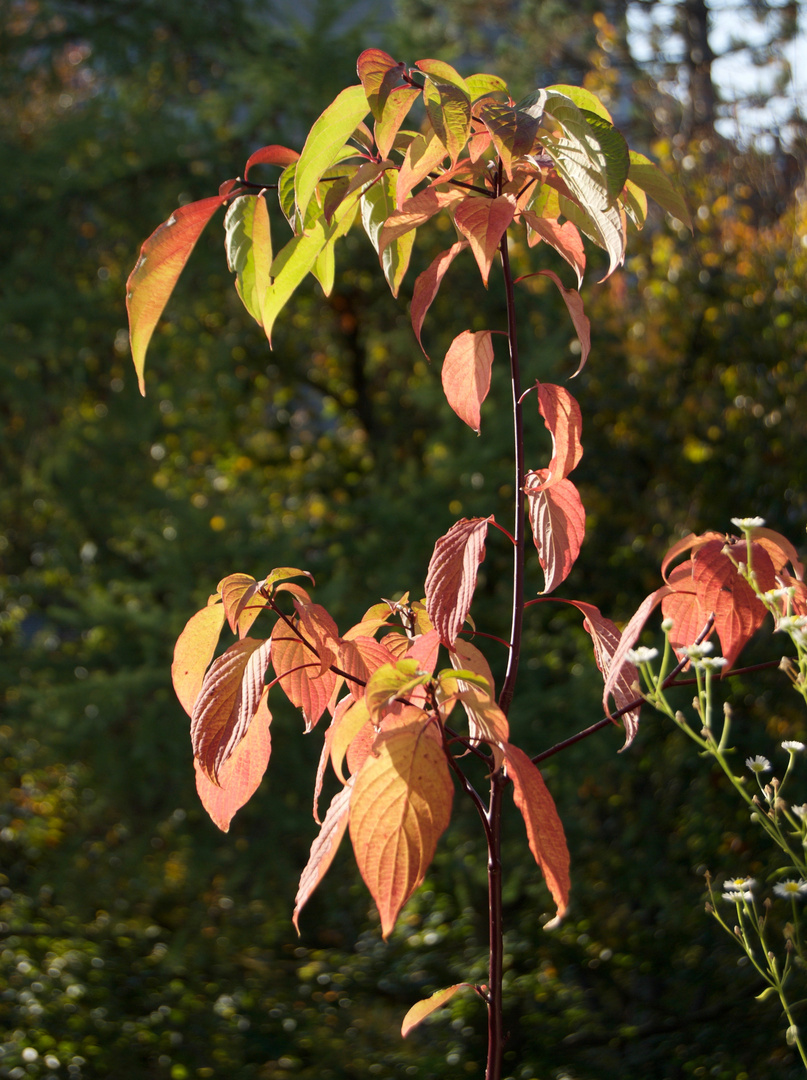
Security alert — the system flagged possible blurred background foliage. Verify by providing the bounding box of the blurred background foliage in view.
[1,0,806,1076]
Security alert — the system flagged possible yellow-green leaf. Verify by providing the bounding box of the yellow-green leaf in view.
[295,84,370,224]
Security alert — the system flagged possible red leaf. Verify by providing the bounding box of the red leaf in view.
[293,779,354,932]
[270,620,337,731]
[753,527,805,581]
[243,145,299,179]
[660,562,706,659]
[453,194,516,286]
[379,187,464,253]
[194,688,272,832]
[526,473,586,594]
[441,331,495,433]
[425,517,493,648]
[503,742,570,921]
[603,587,672,722]
[191,637,272,781]
[529,383,584,489]
[534,271,591,374]
[520,213,585,288]
[357,48,404,119]
[349,721,453,938]
[126,184,239,395]
[692,538,775,668]
[411,241,468,359]
[294,600,340,675]
[172,599,226,717]
[568,600,641,747]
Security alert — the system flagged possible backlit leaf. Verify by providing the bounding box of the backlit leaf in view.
[224,194,273,326]
[477,101,539,179]
[194,689,272,832]
[127,184,239,394]
[243,144,300,179]
[530,383,584,486]
[526,472,586,594]
[603,586,672,722]
[375,84,420,158]
[520,212,585,288]
[421,73,471,165]
[502,742,570,920]
[330,696,372,783]
[336,637,398,699]
[535,271,590,373]
[270,619,337,731]
[218,573,267,638]
[425,517,493,648]
[411,241,469,358]
[361,170,415,297]
[379,186,465,253]
[441,330,495,433]
[396,132,449,208]
[454,194,517,286]
[191,637,272,781]
[294,84,370,223]
[365,659,430,725]
[401,984,473,1037]
[357,48,404,119]
[628,151,692,230]
[293,779,354,932]
[172,599,226,717]
[349,721,453,938]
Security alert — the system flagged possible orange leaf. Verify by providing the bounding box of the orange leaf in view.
[330,696,372,784]
[502,742,570,921]
[243,144,299,180]
[692,538,775,668]
[529,383,584,489]
[401,983,474,1037]
[425,517,493,648]
[411,241,468,359]
[349,721,453,938]
[526,473,586,594]
[441,330,495,433]
[336,637,398,698]
[293,779,354,932]
[375,84,420,158]
[191,637,272,781]
[396,133,448,208]
[453,194,516,286]
[218,573,267,638]
[379,187,465,253]
[521,213,585,287]
[270,620,336,731]
[126,183,239,395]
[357,48,404,119]
[531,271,590,374]
[172,599,226,717]
[603,586,672,722]
[194,688,272,832]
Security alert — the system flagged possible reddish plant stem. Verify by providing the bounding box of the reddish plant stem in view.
[485,771,506,1080]
[497,201,525,719]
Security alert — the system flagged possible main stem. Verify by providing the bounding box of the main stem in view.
[485,772,506,1080]
[497,227,525,717]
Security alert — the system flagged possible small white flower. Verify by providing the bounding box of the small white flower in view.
[773,879,807,900]
[722,889,753,902]
[731,517,766,530]
[686,642,714,660]
[783,741,806,753]
[776,615,807,633]
[723,876,756,892]
[791,804,807,820]
[626,646,659,665]
[693,656,729,672]
[763,587,796,602]
[746,755,772,774]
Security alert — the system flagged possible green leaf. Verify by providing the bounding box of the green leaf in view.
[628,151,693,230]
[361,170,415,298]
[465,73,508,101]
[422,77,471,165]
[295,84,370,224]
[580,109,630,203]
[224,195,273,326]
[546,84,612,122]
[357,48,404,120]
[477,101,539,179]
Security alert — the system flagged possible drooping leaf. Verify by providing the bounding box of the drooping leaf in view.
[411,241,468,358]
[537,271,590,374]
[425,517,493,648]
[194,689,272,832]
[294,600,340,675]
[628,151,692,230]
[477,101,539,179]
[294,84,370,223]
[375,84,421,158]
[558,192,626,280]
[349,721,453,938]
[336,637,398,699]
[330,696,372,783]
[453,194,517,286]
[191,637,272,782]
[753,527,805,580]
[454,688,508,766]
[172,599,226,717]
[526,472,586,594]
[441,330,495,433]
[520,212,585,288]
[526,383,584,488]
[127,183,239,394]
[396,132,449,208]
[243,144,300,180]
[538,598,641,747]
[224,194,273,326]
[218,573,267,638]
[502,742,570,921]
[361,170,415,298]
[603,586,672,721]
[401,984,474,1037]
[293,779,354,932]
